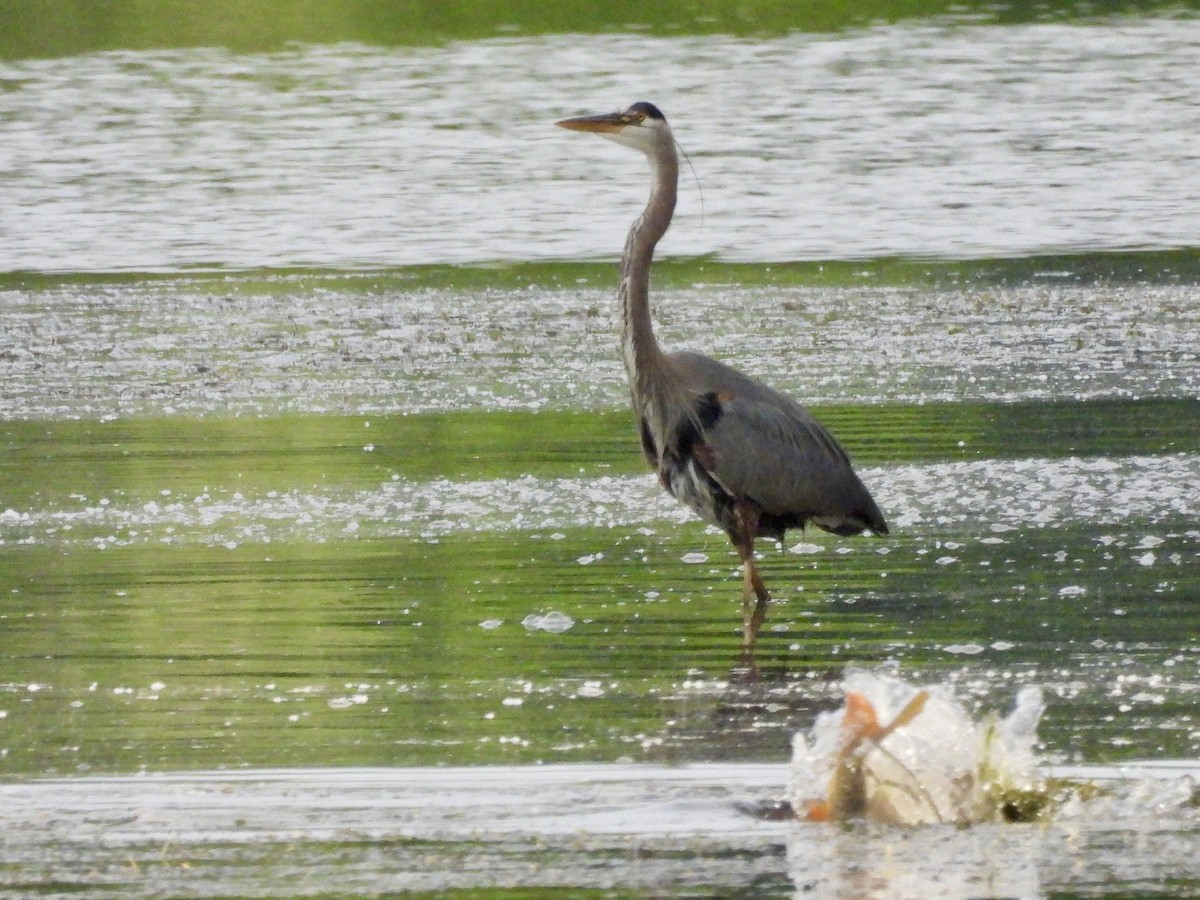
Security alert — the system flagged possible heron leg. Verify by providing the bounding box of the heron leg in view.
[732,503,773,648]
[745,557,772,640]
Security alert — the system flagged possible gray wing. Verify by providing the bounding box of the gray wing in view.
[668,351,887,536]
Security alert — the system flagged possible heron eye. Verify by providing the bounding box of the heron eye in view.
[636,112,646,123]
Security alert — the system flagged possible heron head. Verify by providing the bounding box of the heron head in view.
[556,101,670,155]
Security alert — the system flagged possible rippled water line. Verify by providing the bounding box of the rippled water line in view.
[0,764,1195,898]
[3,454,1197,548]
[3,19,1200,271]
[1,280,1196,419]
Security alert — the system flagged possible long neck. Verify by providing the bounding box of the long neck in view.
[619,142,678,394]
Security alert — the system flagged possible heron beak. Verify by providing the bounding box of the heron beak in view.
[555,112,628,134]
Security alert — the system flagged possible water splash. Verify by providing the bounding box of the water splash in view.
[788,672,1200,830]
[788,670,1048,825]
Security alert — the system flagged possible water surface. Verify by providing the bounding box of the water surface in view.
[2,14,1200,898]
[4,20,1200,271]
[3,763,1197,897]
[1,275,1196,419]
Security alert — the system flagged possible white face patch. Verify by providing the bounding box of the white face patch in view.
[601,118,667,155]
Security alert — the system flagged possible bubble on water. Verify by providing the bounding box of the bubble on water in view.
[328,694,368,709]
[789,542,824,555]
[479,619,503,630]
[944,643,986,655]
[681,552,708,564]
[521,611,575,634]
[575,681,605,698]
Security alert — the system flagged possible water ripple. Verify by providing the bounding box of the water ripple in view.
[1,279,1195,419]
[4,454,1197,547]
[3,19,1200,270]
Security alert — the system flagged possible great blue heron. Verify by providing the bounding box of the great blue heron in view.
[556,101,888,648]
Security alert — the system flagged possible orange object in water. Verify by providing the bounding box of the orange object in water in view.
[805,689,932,822]
[841,692,884,746]
[803,799,833,822]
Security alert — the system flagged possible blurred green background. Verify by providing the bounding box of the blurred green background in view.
[1,0,1193,58]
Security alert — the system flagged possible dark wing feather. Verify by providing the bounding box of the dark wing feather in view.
[668,351,887,536]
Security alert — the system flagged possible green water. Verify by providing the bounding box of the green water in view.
[3,384,1196,775]
[5,518,1197,773]
[3,0,1193,58]
[2,7,1199,893]
[4,395,1196,497]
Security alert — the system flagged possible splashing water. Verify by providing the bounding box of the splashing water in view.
[788,671,1048,825]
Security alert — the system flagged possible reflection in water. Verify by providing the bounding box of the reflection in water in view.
[788,764,1200,899]
[2,518,1197,774]
[787,825,1044,898]
[3,20,1200,271]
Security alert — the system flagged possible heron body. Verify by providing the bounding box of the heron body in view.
[557,102,887,647]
